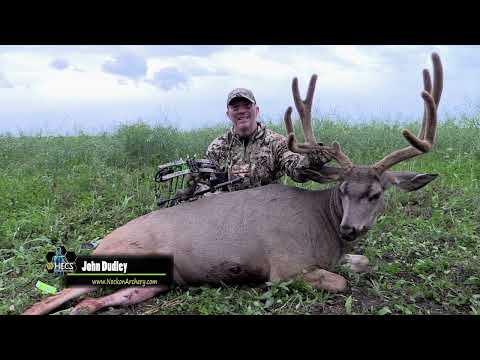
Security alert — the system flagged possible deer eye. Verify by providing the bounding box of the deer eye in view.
[368,193,381,201]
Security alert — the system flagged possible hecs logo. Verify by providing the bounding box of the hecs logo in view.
[46,246,77,276]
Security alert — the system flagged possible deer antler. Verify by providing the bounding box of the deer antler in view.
[284,75,318,153]
[373,52,443,174]
[284,74,354,169]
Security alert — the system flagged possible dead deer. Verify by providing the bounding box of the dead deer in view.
[23,53,443,315]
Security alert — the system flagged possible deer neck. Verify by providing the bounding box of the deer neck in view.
[327,186,346,249]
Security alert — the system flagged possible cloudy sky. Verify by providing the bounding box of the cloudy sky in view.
[0,45,479,135]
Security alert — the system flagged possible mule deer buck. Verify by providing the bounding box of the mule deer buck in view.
[23,53,443,315]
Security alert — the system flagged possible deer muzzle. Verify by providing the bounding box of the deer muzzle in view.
[339,223,369,242]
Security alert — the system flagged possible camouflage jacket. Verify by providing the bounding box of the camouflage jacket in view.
[205,122,330,191]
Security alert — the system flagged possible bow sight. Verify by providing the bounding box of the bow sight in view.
[154,158,242,208]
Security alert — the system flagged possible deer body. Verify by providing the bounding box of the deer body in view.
[97,184,345,285]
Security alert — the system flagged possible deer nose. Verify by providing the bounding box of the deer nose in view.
[340,224,369,241]
[340,224,356,235]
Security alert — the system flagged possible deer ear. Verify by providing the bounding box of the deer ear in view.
[384,171,438,192]
[302,166,343,183]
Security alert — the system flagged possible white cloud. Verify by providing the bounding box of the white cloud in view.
[102,53,147,79]
[146,67,189,91]
[50,58,69,70]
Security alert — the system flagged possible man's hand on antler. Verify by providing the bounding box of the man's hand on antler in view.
[305,146,334,168]
[290,146,335,183]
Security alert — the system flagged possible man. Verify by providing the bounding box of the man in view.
[204,87,332,192]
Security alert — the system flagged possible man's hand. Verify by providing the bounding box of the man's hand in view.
[305,146,334,169]
[291,146,334,183]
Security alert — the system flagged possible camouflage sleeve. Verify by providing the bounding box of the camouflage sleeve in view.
[272,136,311,183]
[206,136,227,170]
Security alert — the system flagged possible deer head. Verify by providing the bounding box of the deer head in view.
[285,53,443,241]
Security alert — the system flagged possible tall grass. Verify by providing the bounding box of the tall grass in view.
[0,116,479,314]
[1,116,479,170]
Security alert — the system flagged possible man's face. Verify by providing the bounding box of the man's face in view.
[226,98,259,137]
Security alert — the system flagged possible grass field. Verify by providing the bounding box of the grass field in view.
[1,115,479,315]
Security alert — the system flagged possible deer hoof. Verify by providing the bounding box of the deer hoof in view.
[343,254,370,273]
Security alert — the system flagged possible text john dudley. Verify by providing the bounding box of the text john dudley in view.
[81,261,128,273]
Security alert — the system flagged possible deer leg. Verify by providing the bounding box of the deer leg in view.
[341,254,370,273]
[23,286,95,315]
[301,268,347,293]
[70,286,168,315]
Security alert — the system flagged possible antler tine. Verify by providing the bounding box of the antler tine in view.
[419,68,432,139]
[419,53,443,140]
[373,53,443,173]
[332,141,354,169]
[284,106,315,153]
[291,74,318,145]
[431,52,443,106]
[284,106,306,153]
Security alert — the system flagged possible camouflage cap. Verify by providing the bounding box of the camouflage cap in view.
[227,88,256,106]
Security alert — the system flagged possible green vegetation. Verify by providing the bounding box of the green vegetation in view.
[1,115,479,315]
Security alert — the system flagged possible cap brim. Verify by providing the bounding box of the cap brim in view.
[227,95,256,105]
